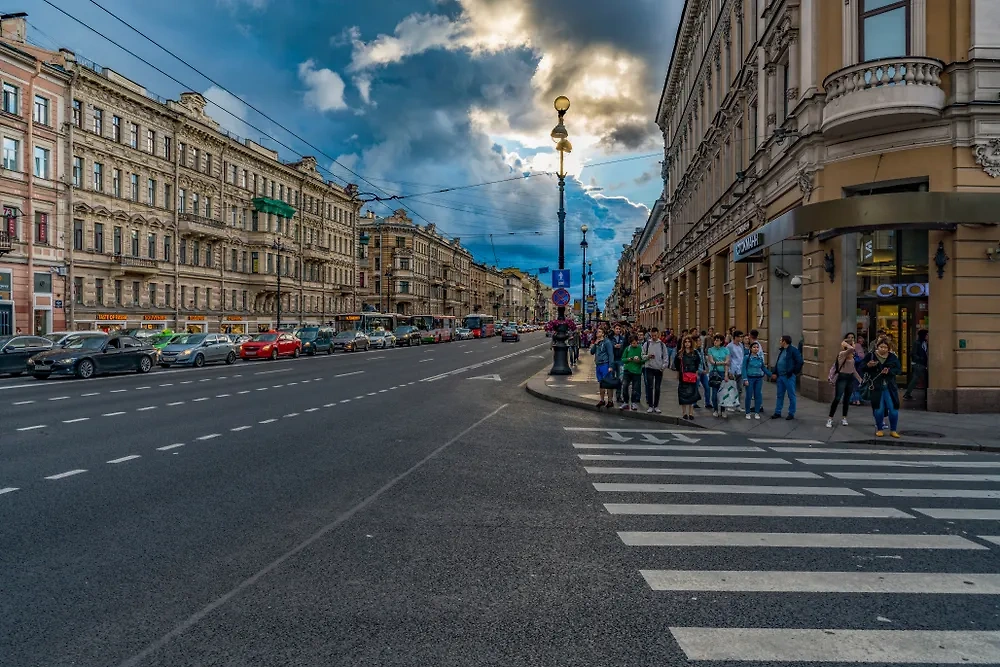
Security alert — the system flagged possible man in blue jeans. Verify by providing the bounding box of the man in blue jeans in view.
[770,334,803,420]
[609,323,627,406]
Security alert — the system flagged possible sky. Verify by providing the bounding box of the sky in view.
[17,0,682,304]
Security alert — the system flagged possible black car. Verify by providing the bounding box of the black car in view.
[393,325,422,347]
[332,330,370,353]
[0,335,54,377]
[28,335,154,380]
[501,326,520,342]
[296,326,335,355]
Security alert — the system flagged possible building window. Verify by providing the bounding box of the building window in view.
[251,251,259,273]
[781,59,790,119]
[240,169,247,188]
[2,83,19,114]
[146,128,155,153]
[114,280,123,306]
[205,243,213,268]
[93,162,104,191]
[242,290,247,310]
[749,102,758,154]
[231,248,238,271]
[74,219,84,250]
[129,230,138,257]
[149,283,157,306]
[178,142,186,165]
[112,169,122,198]
[178,188,186,213]
[129,122,138,149]
[113,227,122,255]
[95,278,104,305]
[165,283,171,307]
[148,178,156,205]
[193,286,199,309]
[33,146,49,178]
[192,148,200,171]
[205,153,212,176]
[132,280,140,306]
[164,184,172,210]
[72,99,81,127]
[130,173,139,201]
[231,289,237,310]
[400,281,410,294]
[859,0,909,61]
[179,241,187,265]
[73,156,83,186]
[205,197,212,219]
[112,115,121,142]
[2,137,18,171]
[164,235,172,262]
[180,285,186,308]
[163,136,172,161]
[34,212,48,244]
[32,95,49,125]
[93,108,103,135]
[74,277,83,304]
[193,240,200,266]
[205,287,212,309]
[95,223,104,253]
[192,193,199,217]
[148,232,156,259]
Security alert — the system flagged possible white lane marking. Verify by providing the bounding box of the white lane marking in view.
[340,399,351,403]
[135,386,151,390]
[604,504,913,518]
[667,628,1000,663]
[301,380,310,384]
[107,455,141,464]
[584,466,820,479]
[231,426,252,432]
[110,389,127,394]
[180,380,193,385]
[304,407,319,413]
[368,356,386,360]
[772,446,965,456]
[157,443,185,451]
[573,444,765,452]
[287,382,298,386]
[798,458,1000,468]
[866,488,1000,499]
[48,396,69,401]
[593,483,861,496]
[980,536,1000,546]
[199,378,211,383]
[313,378,321,381]
[354,395,364,400]
[419,358,433,363]
[378,389,388,393]
[17,424,46,431]
[578,455,791,465]
[63,417,90,424]
[254,368,290,376]
[81,392,100,397]
[749,438,823,444]
[564,427,727,434]
[196,433,221,441]
[271,384,284,388]
[45,469,87,480]
[283,413,299,418]
[237,390,250,395]
[323,403,336,407]
[102,411,126,417]
[255,387,267,392]
[233,374,242,378]
[642,570,1000,594]
[136,406,157,412]
[159,383,173,387]
[833,472,1000,482]
[465,350,473,354]
[258,419,277,424]
[216,394,231,398]
[0,487,18,495]
[915,509,1000,520]
[334,370,364,378]
[192,397,210,402]
[167,401,185,406]
[13,400,35,405]
[366,392,377,396]
[619,532,985,549]
[407,382,415,385]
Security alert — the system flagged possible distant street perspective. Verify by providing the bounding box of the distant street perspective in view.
[3,0,1000,665]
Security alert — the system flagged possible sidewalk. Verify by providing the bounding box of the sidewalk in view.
[526,354,1000,452]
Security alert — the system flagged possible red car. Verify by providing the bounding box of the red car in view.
[239,331,301,361]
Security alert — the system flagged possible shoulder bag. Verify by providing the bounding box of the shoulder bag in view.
[680,356,698,384]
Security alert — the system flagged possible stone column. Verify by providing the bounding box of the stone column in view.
[765,63,778,129]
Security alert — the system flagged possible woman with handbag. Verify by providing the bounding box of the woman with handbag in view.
[673,336,701,421]
[862,337,903,437]
[826,334,864,428]
[590,327,616,409]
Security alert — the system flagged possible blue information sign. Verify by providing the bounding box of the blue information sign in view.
[586,302,596,313]
[551,269,570,289]
[552,288,571,307]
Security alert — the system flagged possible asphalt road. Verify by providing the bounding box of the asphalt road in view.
[3,333,1000,666]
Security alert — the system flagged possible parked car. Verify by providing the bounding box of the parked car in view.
[43,331,108,348]
[239,331,301,361]
[454,327,474,340]
[158,333,236,368]
[296,326,335,355]
[501,326,520,342]
[0,335,54,376]
[28,335,153,379]
[367,330,396,349]
[332,330,370,353]
[393,325,422,347]
[119,328,161,343]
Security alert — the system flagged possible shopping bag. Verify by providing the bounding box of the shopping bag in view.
[719,379,741,409]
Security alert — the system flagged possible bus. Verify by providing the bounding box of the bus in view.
[412,314,456,343]
[463,314,496,338]
[332,312,397,333]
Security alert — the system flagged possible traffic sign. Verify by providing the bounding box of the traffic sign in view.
[586,302,596,313]
[54,299,63,308]
[551,269,570,289]
[552,288,571,307]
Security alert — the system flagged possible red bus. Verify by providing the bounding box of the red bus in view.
[463,314,496,338]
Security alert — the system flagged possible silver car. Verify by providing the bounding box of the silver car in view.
[157,333,237,368]
[367,330,396,349]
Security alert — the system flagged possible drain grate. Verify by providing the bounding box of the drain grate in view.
[899,431,944,438]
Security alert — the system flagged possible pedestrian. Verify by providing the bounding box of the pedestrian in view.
[706,333,731,418]
[609,323,627,405]
[664,328,678,369]
[707,326,715,342]
[590,327,615,409]
[673,335,701,420]
[569,327,580,366]
[827,334,864,428]
[903,329,928,400]
[770,334,803,420]
[642,327,667,414]
[863,337,902,437]
[619,333,644,411]
[851,334,867,405]
[742,340,766,418]
[692,333,710,409]
[727,330,745,399]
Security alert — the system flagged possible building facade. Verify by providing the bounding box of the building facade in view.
[649,0,1000,413]
[0,23,72,335]
[635,202,668,330]
[469,261,505,320]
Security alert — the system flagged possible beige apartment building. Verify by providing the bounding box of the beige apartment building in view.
[1,19,360,336]
[651,0,1000,412]
[470,261,505,319]
[357,210,472,317]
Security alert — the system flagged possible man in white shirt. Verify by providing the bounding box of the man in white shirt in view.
[727,331,746,398]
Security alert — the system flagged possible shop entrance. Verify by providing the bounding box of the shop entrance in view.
[0,304,11,335]
[856,298,928,387]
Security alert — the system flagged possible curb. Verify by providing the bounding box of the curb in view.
[839,438,1000,453]
[525,377,701,428]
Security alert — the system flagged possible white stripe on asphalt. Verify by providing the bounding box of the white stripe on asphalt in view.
[107,455,141,464]
[102,412,125,417]
[192,397,209,402]
[585,466,820,479]
[230,426,252,432]
[179,380,192,384]
[238,390,250,394]
[159,383,173,387]
[135,386,150,390]
[749,438,823,444]
[573,443,765,452]
[980,536,1000,547]
[668,628,1000,663]
[81,392,100,396]
[16,424,46,431]
[564,427,726,434]
[136,406,156,412]
[832,472,1000,482]
[13,400,35,405]
[323,403,336,407]
[604,503,913,518]
[866,488,1000,499]
[367,392,377,396]
[48,396,69,401]
[798,458,1000,468]
[258,419,276,424]
[334,370,364,378]
[772,446,965,456]
[216,393,230,398]
[63,417,90,424]
[110,389,127,393]
[579,455,791,465]
[619,532,985,549]
[594,483,861,496]
[156,443,184,451]
[0,487,19,495]
[340,399,351,403]
[254,368,290,376]
[378,389,387,393]
[914,509,1000,520]
[167,401,184,406]
[196,433,220,441]
[304,407,319,412]
[255,387,267,391]
[44,469,87,480]
[283,413,299,418]
[641,570,1000,594]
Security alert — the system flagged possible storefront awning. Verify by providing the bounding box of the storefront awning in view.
[732,192,998,262]
[252,197,296,219]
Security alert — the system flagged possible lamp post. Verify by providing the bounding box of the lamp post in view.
[550,95,573,376]
[273,238,286,329]
[579,224,588,328]
[588,261,595,325]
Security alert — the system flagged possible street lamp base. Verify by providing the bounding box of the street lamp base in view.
[549,323,572,376]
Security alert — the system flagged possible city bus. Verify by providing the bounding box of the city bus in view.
[412,314,456,343]
[332,312,397,333]
[463,314,496,338]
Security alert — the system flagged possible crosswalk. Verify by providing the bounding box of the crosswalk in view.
[563,427,1000,664]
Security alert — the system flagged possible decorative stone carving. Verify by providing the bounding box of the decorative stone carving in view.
[722,15,732,43]
[754,201,767,224]
[796,166,815,202]
[734,0,743,20]
[785,87,799,101]
[765,63,777,76]
[766,112,777,126]
[973,138,1000,178]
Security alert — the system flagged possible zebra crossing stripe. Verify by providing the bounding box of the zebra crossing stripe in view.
[797,458,1000,468]
[618,531,985,549]
[831,472,1000,482]
[914,509,1000,520]
[772,446,965,456]
[593,483,861,496]
[585,466,821,479]
[641,570,1000,593]
[572,443,765,452]
[579,454,792,465]
[603,504,913,518]
[866,488,1000,499]
[668,628,1000,663]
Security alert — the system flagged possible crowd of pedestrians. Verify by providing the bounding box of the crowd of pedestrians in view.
[579,320,924,437]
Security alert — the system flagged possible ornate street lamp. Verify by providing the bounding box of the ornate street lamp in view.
[580,224,588,327]
[550,95,573,376]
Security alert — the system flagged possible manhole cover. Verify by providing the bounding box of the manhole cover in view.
[899,431,944,438]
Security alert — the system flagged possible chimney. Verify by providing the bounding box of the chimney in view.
[0,13,28,44]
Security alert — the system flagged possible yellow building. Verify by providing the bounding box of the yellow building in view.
[654,0,1000,412]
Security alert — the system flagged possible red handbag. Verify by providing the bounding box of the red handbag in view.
[680,356,697,384]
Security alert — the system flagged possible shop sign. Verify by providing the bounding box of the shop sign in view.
[97,313,128,321]
[224,315,244,321]
[143,314,168,321]
[187,315,206,321]
[3,207,16,238]
[734,232,764,257]
[876,282,929,298]
[734,220,752,236]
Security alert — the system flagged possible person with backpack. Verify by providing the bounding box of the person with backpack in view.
[742,340,767,418]
[590,327,615,409]
[770,334,803,420]
[827,334,864,428]
[706,334,731,418]
[642,327,668,413]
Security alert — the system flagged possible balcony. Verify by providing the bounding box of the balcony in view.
[393,246,414,257]
[302,243,329,261]
[338,284,353,296]
[178,213,229,240]
[392,291,416,302]
[111,254,161,276]
[0,230,11,255]
[822,57,945,137]
[392,267,414,279]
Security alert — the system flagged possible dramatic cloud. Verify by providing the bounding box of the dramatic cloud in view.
[298,60,348,112]
[203,85,251,136]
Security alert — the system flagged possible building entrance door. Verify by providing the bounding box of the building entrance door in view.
[857,299,928,388]
[0,304,11,335]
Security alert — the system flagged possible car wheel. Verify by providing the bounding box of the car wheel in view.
[293,347,300,358]
[75,359,95,379]
[193,354,205,368]
[308,348,315,356]
[225,352,237,365]
[270,349,278,361]
[138,356,153,374]
[32,373,50,380]
[9,371,22,377]
[327,345,333,355]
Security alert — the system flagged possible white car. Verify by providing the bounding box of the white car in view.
[368,330,396,349]
[455,327,474,340]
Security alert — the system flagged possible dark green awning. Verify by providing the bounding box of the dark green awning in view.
[252,197,296,219]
